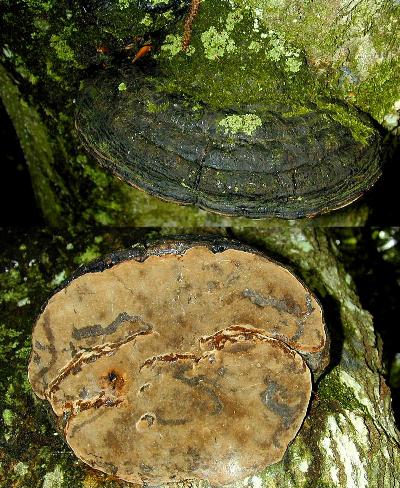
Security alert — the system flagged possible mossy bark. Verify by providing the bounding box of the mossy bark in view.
[0,227,399,487]
[1,0,398,226]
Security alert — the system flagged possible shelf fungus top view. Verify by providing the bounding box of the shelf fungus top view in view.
[28,240,328,485]
[72,0,393,220]
[75,67,382,219]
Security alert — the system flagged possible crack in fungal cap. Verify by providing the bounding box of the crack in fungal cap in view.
[28,240,328,485]
[75,67,382,219]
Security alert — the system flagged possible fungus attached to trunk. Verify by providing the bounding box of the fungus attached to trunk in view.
[75,67,382,219]
[28,240,328,485]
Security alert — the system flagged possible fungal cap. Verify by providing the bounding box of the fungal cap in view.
[29,244,327,484]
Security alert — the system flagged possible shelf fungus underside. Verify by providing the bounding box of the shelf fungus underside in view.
[28,244,328,484]
[75,68,382,218]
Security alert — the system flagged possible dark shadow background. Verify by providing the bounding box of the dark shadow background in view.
[0,101,43,226]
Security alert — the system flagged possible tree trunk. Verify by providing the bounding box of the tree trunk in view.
[0,227,399,487]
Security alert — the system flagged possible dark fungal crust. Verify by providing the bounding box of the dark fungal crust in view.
[75,67,383,219]
[28,240,329,485]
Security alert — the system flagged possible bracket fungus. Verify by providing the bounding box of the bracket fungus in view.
[75,67,382,219]
[28,240,328,485]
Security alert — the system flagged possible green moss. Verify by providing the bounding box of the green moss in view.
[93,211,115,225]
[282,106,312,118]
[316,101,375,146]
[305,483,336,488]
[141,13,153,27]
[151,0,172,5]
[0,324,23,355]
[118,82,127,91]
[79,157,109,187]
[146,100,170,113]
[32,17,50,35]
[23,0,55,12]
[50,34,76,63]
[318,370,367,413]
[74,244,102,265]
[2,45,39,84]
[1,0,397,228]
[0,269,29,305]
[0,65,69,227]
[156,2,317,110]
[45,60,64,83]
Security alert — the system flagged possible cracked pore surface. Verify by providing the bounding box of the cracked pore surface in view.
[28,244,327,484]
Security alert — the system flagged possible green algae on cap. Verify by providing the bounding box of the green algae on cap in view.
[75,67,383,219]
[28,240,328,484]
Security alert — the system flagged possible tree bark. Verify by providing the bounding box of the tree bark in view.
[0,227,399,487]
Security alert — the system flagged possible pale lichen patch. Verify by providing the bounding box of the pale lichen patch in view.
[321,435,340,484]
[249,40,262,52]
[201,7,245,60]
[289,230,313,254]
[2,409,14,426]
[160,34,191,57]
[339,371,374,415]
[345,411,370,448]
[250,475,263,488]
[323,414,368,488]
[344,299,360,312]
[225,10,244,32]
[266,30,303,73]
[330,464,340,485]
[201,27,236,60]
[51,270,67,287]
[298,459,309,473]
[42,465,64,488]
[382,99,400,133]
[335,420,368,488]
[17,297,30,307]
[218,114,262,135]
[355,35,382,81]
[13,461,29,477]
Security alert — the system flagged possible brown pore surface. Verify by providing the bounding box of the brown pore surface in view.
[28,245,326,485]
